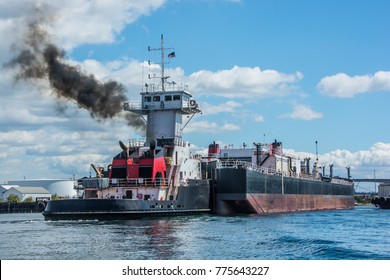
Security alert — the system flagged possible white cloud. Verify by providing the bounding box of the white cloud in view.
[279,103,323,120]
[185,120,240,133]
[0,123,133,180]
[58,0,165,48]
[317,71,390,98]
[201,101,242,115]
[77,58,147,99]
[186,66,303,99]
[220,123,241,131]
[0,107,67,126]
[321,142,390,168]
[285,142,390,179]
[254,115,265,122]
[0,0,166,51]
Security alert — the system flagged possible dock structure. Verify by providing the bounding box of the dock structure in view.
[0,202,47,213]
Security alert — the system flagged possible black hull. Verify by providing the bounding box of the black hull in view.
[214,168,355,214]
[372,197,390,209]
[43,185,211,221]
[43,208,210,221]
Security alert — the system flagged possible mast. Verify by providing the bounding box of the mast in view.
[125,35,201,144]
[148,34,173,91]
[161,34,165,91]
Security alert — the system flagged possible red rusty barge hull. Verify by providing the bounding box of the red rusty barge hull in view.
[216,193,354,215]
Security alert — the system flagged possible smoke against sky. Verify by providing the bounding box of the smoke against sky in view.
[5,6,145,131]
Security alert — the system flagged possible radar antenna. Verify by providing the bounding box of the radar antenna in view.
[148,34,174,91]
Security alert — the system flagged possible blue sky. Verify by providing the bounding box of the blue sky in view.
[0,0,389,192]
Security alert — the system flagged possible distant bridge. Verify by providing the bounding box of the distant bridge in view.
[353,179,390,183]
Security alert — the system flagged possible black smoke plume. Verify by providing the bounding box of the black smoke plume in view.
[5,10,145,131]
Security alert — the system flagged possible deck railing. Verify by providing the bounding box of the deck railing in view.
[124,100,201,111]
[109,178,169,188]
[128,139,146,148]
[217,160,353,185]
[217,160,276,175]
[80,177,170,189]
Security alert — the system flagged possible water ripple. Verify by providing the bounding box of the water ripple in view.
[0,206,389,260]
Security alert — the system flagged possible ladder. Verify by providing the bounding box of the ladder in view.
[166,165,178,199]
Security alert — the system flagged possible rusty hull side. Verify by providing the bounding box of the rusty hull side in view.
[216,193,354,215]
[214,167,355,215]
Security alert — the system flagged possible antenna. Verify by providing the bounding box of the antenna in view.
[147,34,173,91]
[315,140,318,162]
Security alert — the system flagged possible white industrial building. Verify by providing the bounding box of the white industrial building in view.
[2,186,51,202]
[378,183,390,197]
[0,185,18,200]
[7,179,77,198]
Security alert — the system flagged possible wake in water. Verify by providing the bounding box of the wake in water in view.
[0,207,389,260]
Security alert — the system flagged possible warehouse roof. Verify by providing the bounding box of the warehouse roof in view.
[9,186,51,194]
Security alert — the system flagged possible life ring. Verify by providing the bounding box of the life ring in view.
[190,100,196,106]
[37,201,46,211]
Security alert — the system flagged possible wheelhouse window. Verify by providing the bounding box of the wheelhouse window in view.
[111,166,127,178]
[173,95,181,101]
[144,96,151,102]
[153,96,160,101]
[164,95,172,101]
[139,166,152,178]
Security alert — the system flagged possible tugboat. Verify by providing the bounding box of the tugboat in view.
[43,35,212,220]
[372,183,390,209]
[372,197,390,209]
[43,35,356,220]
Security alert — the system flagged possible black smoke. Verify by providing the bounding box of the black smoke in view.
[5,10,145,131]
